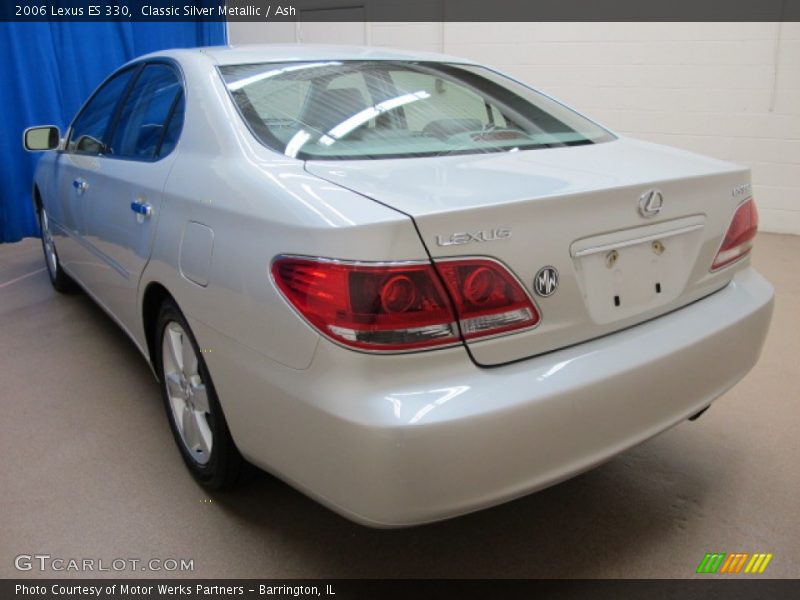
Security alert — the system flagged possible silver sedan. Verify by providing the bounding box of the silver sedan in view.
[24,45,773,526]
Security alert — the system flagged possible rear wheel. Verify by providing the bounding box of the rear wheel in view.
[155,299,243,489]
[39,208,74,293]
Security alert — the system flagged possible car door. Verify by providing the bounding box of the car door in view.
[50,66,139,277]
[80,62,185,332]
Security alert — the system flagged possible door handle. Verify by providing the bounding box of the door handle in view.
[130,199,153,220]
[73,178,88,194]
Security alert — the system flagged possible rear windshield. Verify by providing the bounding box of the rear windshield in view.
[219,60,615,160]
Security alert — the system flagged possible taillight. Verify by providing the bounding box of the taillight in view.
[712,198,758,271]
[272,256,539,352]
[436,259,540,339]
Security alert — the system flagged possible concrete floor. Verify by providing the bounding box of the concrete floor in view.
[1,233,798,579]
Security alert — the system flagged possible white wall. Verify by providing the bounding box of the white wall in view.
[228,21,800,234]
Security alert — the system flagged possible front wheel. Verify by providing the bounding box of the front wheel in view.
[156,299,243,489]
[39,208,74,293]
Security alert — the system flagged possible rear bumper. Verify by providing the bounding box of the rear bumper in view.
[194,267,773,527]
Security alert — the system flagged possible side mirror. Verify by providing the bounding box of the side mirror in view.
[23,126,60,151]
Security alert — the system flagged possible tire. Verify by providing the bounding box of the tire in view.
[155,298,243,489]
[38,207,75,293]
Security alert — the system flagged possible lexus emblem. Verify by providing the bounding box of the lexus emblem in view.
[534,266,559,297]
[639,189,663,218]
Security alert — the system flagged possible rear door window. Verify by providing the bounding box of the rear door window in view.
[108,63,183,160]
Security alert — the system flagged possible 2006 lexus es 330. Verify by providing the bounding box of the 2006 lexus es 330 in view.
[24,45,773,527]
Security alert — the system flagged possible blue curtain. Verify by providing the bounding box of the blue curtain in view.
[0,22,226,243]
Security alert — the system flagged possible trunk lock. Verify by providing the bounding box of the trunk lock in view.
[605,250,619,268]
[652,240,665,255]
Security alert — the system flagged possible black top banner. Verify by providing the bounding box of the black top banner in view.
[2,0,800,22]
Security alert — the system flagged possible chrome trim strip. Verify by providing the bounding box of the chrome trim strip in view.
[572,223,704,258]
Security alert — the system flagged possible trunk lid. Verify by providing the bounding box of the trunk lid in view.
[306,138,751,366]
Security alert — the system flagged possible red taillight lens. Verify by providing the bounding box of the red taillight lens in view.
[712,198,758,271]
[272,257,539,352]
[379,275,417,313]
[272,258,458,351]
[436,259,540,339]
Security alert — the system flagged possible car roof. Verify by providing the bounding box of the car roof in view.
[140,44,477,67]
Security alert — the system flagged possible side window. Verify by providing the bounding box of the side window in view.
[109,64,183,159]
[67,68,136,155]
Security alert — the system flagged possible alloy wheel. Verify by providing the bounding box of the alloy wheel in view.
[161,321,213,465]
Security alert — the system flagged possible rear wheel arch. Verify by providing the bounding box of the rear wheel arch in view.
[142,282,173,374]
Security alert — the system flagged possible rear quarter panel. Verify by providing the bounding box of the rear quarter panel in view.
[138,52,429,372]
